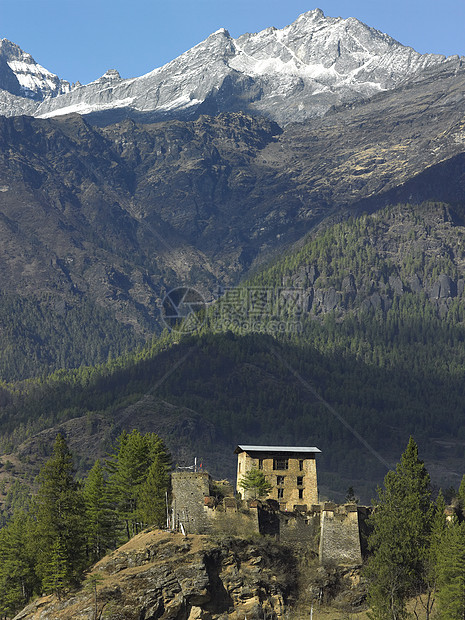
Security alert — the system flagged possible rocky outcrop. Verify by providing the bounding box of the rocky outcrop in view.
[294,269,465,318]
[276,201,465,320]
[13,531,297,620]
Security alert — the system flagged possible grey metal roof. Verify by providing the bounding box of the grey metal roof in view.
[235,445,321,454]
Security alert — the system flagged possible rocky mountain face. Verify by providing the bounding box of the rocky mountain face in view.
[276,203,465,317]
[0,112,283,345]
[0,9,456,126]
[0,38,465,377]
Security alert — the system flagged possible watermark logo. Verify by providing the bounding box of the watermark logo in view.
[161,286,306,334]
[214,286,305,334]
[161,287,206,333]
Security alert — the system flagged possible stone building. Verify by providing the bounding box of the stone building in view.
[170,446,365,567]
[171,471,213,534]
[234,445,321,509]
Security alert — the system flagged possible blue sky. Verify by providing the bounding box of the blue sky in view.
[1,0,464,85]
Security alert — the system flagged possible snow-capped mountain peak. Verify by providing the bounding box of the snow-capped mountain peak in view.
[0,38,71,100]
[0,10,459,125]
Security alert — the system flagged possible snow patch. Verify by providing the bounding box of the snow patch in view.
[151,95,202,112]
[37,97,135,118]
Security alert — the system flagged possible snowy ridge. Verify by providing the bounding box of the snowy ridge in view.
[0,39,71,101]
[0,9,459,125]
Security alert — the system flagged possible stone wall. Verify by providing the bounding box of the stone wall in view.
[210,498,261,537]
[319,503,362,566]
[277,508,321,550]
[171,473,363,568]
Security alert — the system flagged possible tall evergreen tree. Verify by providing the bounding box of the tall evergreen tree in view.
[107,430,171,539]
[458,474,465,514]
[0,511,38,616]
[83,459,116,563]
[33,433,86,591]
[107,430,148,539]
[436,519,465,619]
[418,491,447,620]
[138,451,170,527]
[41,537,68,599]
[366,437,432,620]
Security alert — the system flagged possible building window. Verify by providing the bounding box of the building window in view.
[297,476,303,486]
[299,489,304,499]
[299,460,304,471]
[258,459,263,470]
[277,475,285,485]
[277,488,284,499]
[273,458,289,470]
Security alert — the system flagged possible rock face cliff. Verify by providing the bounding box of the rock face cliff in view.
[278,203,465,318]
[13,531,298,620]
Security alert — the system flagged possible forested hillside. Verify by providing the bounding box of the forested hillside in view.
[1,202,465,503]
[0,293,143,380]
[0,431,171,616]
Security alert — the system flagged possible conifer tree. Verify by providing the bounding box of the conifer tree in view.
[366,437,432,620]
[33,433,86,591]
[418,491,447,620]
[1,479,32,521]
[436,519,465,619]
[83,459,115,562]
[41,537,68,599]
[107,430,171,538]
[0,511,38,616]
[239,468,272,499]
[107,430,149,539]
[138,451,170,527]
[457,474,465,513]
[429,492,447,578]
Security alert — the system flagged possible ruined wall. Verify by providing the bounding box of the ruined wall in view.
[277,509,320,551]
[171,471,212,534]
[171,473,363,568]
[210,498,261,536]
[319,503,362,566]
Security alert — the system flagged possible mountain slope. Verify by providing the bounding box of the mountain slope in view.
[3,203,465,504]
[0,112,276,378]
[0,9,455,126]
[0,38,465,379]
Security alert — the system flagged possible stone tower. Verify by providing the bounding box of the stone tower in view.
[171,471,212,534]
